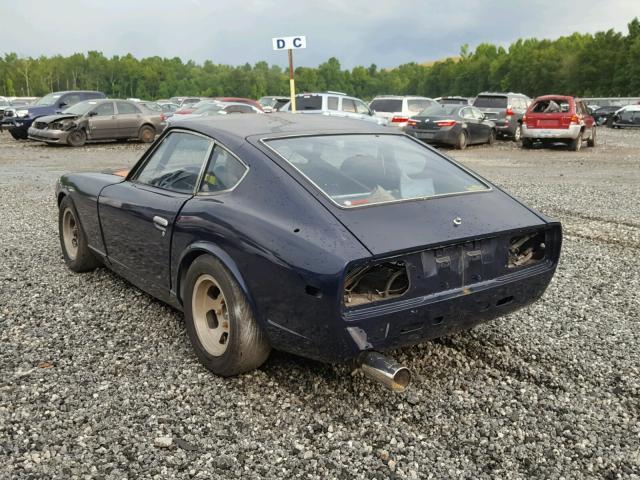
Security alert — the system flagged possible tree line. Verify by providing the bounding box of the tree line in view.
[1,18,639,101]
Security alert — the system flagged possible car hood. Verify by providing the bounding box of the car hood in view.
[325,188,548,256]
[33,113,80,124]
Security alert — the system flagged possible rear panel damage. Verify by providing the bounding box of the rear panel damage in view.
[341,224,561,354]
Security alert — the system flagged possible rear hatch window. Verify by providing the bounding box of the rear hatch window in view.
[370,99,403,113]
[296,95,323,110]
[526,98,573,129]
[473,96,508,108]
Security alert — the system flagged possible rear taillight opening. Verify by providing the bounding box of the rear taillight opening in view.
[506,106,514,116]
[391,116,409,123]
[507,232,546,268]
[435,120,457,127]
[344,261,410,307]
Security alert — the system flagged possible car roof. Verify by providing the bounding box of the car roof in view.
[168,112,390,148]
[533,95,574,101]
[371,95,431,99]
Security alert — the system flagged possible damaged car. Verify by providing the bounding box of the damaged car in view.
[28,99,165,146]
[55,114,561,390]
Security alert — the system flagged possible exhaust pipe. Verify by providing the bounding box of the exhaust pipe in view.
[358,351,411,392]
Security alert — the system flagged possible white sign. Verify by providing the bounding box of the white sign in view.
[272,36,307,51]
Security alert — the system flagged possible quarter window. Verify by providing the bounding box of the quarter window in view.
[116,101,140,115]
[200,146,247,193]
[327,96,339,110]
[135,132,212,194]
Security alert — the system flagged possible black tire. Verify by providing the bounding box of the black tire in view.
[570,132,583,152]
[58,196,101,272]
[67,129,87,147]
[455,130,468,150]
[587,127,596,147]
[487,129,496,145]
[521,138,533,149]
[512,124,522,142]
[9,128,28,140]
[183,255,271,377]
[138,125,155,143]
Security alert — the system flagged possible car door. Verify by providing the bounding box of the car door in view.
[460,107,482,143]
[340,97,358,119]
[354,98,374,121]
[115,101,143,138]
[471,107,492,141]
[578,101,595,136]
[98,131,214,299]
[86,101,116,140]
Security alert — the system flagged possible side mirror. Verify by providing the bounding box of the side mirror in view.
[58,101,68,108]
[369,110,375,116]
[88,111,98,117]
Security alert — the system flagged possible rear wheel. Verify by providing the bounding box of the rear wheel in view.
[487,129,496,145]
[570,132,583,152]
[67,129,86,147]
[184,255,271,376]
[512,124,522,142]
[587,127,596,147]
[455,130,468,150]
[58,196,100,272]
[138,125,155,143]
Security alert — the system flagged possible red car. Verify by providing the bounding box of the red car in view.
[521,95,596,151]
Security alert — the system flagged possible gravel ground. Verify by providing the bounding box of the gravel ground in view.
[1,129,638,479]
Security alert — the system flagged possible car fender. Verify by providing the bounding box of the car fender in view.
[174,240,255,311]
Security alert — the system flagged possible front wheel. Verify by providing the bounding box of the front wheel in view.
[570,132,583,152]
[183,255,271,377]
[58,196,100,272]
[587,127,596,147]
[487,129,496,145]
[67,129,87,147]
[9,128,28,140]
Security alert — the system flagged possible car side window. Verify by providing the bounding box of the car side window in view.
[62,94,82,107]
[92,102,114,116]
[200,145,247,193]
[342,98,356,113]
[135,132,213,194]
[225,105,253,114]
[460,107,473,119]
[354,99,370,115]
[327,96,339,110]
[471,107,484,119]
[116,101,141,115]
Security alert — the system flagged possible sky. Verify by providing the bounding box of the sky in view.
[0,0,638,69]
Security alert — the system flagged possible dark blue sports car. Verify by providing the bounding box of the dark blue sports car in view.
[56,114,561,390]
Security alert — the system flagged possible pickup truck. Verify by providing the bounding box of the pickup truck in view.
[1,91,105,139]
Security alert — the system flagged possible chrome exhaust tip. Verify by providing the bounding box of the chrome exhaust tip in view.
[358,351,411,392]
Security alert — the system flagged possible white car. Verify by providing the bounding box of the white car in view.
[369,95,437,128]
[279,92,386,125]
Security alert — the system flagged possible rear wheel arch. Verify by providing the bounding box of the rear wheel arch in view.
[57,191,67,206]
[176,243,255,312]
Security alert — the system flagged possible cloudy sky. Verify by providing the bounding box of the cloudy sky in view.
[0,0,637,68]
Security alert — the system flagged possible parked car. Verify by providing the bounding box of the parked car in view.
[280,92,386,125]
[1,91,105,140]
[472,92,530,141]
[404,103,496,149]
[167,102,262,124]
[368,95,437,127]
[179,97,210,108]
[55,114,561,389]
[213,97,264,112]
[592,105,620,125]
[258,96,290,112]
[435,96,471,105]
[609,105,640,128]
[27,99,164,147]
[521,95,596,151]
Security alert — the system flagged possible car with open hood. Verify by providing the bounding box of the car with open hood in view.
[28,99,165,146]
[1,90,105,140]
[55,114,561,390]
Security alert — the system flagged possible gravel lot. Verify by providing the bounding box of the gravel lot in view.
[1,129,638,479]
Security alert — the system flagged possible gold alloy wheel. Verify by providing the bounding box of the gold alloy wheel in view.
[62,208,79,260]
[192,274,231,357]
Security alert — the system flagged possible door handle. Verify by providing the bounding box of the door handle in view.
[153,216,168,227]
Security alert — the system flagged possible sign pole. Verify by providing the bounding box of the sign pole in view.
[288,48,296,112]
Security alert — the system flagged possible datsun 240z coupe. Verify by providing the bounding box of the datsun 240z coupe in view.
[56,114,561,390]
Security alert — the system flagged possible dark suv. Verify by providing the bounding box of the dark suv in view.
[1,91,105,139]
[472,92,530,141]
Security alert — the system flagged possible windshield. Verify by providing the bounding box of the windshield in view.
[266,134,488,208]
[417,104,460,116]
[35,93,62,106]
[62,100,100,115]
[473,96,508,108]
[369,99,403,113]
